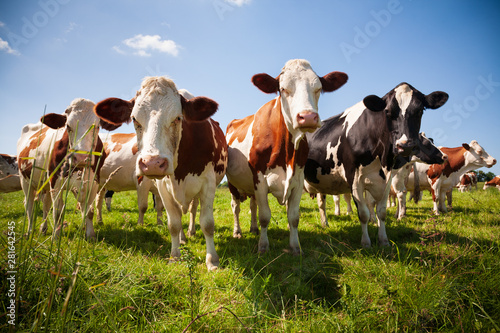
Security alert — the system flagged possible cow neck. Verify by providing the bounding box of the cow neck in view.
[49,130,70,186]
[249,97,309,185]
[427,146,466,179]
[174,118,227,183]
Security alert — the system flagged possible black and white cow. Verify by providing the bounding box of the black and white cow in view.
[304,83,448,247]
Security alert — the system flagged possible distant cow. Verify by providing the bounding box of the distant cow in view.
[408,140,496,214]
[226,59,348,254]
[458,171,477,192]
[0,154,22,193]
[390,133,447,220]
[483,175,500,191]
[94,78,227,270]
[17,98,107,238]
[304,83,449,247]
[96,132,164,226]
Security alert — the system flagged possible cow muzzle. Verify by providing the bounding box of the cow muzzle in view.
[138,155,169,179]
[70,153,91,169]
[395,139,418,157]
[296,111,320,132]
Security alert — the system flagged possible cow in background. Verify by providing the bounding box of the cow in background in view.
[94,78,227,271]
[0,154,22,193]
[483,175,500,191]
[96,132,164,226]
[17,98,107,238]
[458,171,478,192]
[408,140,496,214]
[227,59,348,254]
[304,83,449,247]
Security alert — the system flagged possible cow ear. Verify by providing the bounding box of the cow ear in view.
[320,71,348,92]
[41,113,67,129]
[425,91,449,109]
[94,98,134,130]
[252,73,279,94]
[462,143,470,150]
[363,95,386,112]
[181,95,218,122]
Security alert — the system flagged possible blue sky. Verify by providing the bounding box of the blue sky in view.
[1,0,499,175]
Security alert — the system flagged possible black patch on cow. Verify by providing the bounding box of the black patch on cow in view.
[379,169,386,180]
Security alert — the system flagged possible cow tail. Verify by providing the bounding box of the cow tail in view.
[413,166,421,204]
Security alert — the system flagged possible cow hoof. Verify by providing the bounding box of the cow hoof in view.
[258,245,269,254]
[290,247,302,256]
[379,239,390,247]
[361,240,371,248]
[233,231,242,239]
[249,227,260,235]
[206,253,219,271]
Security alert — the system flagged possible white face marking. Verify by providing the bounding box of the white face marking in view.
[65,98,100,154]
[468,140,496,168]
[132,77,183,175]
[278,60,323,147]
[394,84,413,117]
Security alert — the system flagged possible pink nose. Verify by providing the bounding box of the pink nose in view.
[138,155,169,178]
[297,111,319,129]
[71,153,90,167]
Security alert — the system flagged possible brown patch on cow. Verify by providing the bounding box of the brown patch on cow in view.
[1,154,17,166]
[460,174,471,186]
[174,118,228,182]
[109,133,135,152]
[485,176,500,187]
[137,175,144,184]
[246,97,309,186]
[132,143,139,155]
[18,126,50,179]
[227,115,255,146]
[427,146,467,180]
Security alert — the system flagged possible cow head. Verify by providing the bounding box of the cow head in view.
[362,83,448,158]
[463,140,496,169]
[41,98,102,168]
[252,59,348,145]
[94,76,218,179]
[413,133,447,165]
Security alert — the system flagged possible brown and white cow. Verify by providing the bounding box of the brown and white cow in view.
[17,98,107,238]
[227,59,348,254]
[458,171,478,192]
[0,154,22,193]
[483,175,500,191]
[96,132,164,226]
[94,77,227,270]
[408,140,496,214]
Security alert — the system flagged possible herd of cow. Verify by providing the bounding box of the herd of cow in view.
[1,59,498,270]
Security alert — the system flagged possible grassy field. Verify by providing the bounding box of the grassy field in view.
[1,184,499,332]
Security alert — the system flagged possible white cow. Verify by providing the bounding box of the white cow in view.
[0,154,22,193]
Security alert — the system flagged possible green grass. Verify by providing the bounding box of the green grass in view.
[1,185,499,332]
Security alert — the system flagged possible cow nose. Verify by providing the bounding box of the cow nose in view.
[297,111,319,130]
[71,153,90,168]
[138,155,169,178]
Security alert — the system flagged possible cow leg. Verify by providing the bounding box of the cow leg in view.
[352,186,372,248]
[105,190,114,212]
[255,192,271,253]
[231,194,243,238]
[187,197,198,237]
[365,191,376,223]
[76,179,98,240]
[249,196,259,235]
[287,187,302,255]
[21,179,37,235]
[396,190,406,220]
[332,194,340,217]
[51,192,65,238]
[95,188,105,224]
[439,191,448,213]
[39,192,51,234]
[198,193,219,271]
[374,195,390,247]
[344,193,353,214]
[430,182,441,215]
[318,194,329,227]
[446,189,453,210]
[136,183,149,226]
[160,189,183,261]
[154,193,164,226]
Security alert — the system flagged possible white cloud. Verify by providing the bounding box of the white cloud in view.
[118,34,180,57]
[225,0,251,6]
[0,37,20,56]
[0,21,5,27]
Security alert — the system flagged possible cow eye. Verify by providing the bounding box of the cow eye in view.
[132,117,142,130]
[280,88,290,96]
[172,116,182,125]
